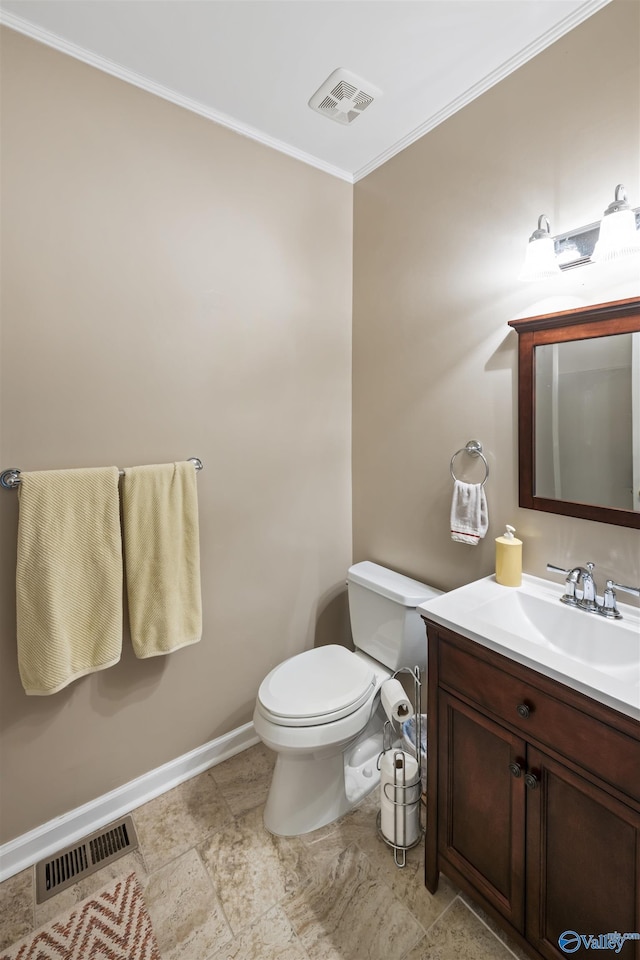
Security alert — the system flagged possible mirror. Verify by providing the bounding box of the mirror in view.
[508,297,640,528]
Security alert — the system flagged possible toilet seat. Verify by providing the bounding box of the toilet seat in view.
[257,645,376,727]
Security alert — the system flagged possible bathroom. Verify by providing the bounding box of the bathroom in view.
[0,0,638,957]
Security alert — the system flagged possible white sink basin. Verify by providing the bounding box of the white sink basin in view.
[475,591,639,674]
[418,574,640,720]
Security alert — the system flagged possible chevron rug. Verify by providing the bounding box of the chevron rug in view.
[1,872,160,960]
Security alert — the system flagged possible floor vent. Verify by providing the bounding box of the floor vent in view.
[35,816,138,904]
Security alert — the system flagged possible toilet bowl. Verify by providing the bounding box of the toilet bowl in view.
[253,562,442,837]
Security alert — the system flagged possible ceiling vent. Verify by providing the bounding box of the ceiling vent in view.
[308,68,382,125]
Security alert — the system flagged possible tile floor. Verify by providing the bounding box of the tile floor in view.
[0,743,528,959]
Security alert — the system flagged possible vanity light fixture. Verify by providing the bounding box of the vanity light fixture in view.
[518,215,561,281]
[519,183,640,279]
[591,184,640,263]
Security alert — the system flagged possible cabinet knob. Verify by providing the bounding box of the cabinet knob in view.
[524,772,539,790]
[516,703,530,719]
[508,762,523,779]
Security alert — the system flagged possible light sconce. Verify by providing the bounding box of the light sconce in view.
[518,215,561,281]
[520,183,640,280]
[592,184,640,263]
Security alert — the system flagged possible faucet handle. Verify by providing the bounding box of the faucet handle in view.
[601,580,640,619]
[546,563,579,605]
[546,562,588,581]
[607,580,640,598]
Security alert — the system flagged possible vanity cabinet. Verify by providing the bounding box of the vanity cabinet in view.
[423,620,640,960]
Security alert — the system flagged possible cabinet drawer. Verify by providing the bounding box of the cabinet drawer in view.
[438,637,640,805]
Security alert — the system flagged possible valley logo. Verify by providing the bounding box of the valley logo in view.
[558,930,640,953]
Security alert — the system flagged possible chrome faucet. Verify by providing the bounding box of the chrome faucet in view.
[578,562,598,612]
[546,563,592,607]
[547,562,639,619]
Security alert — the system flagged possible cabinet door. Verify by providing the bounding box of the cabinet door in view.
[526,747,640,960]
[438,692,526,931]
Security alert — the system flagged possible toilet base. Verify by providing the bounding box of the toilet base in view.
[263,724,386,837]
[264,750,354,836]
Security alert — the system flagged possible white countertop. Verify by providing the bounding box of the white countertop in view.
[418,573,640,722]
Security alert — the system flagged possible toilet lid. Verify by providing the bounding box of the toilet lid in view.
[258,645,376,724]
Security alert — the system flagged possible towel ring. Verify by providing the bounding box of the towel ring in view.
[450,440,489,487]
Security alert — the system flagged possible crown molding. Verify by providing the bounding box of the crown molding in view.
[352,0,613,182]
[1,0,612,185]
[0,10,355,184]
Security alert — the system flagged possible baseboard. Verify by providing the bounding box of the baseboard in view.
[0,722,259,883]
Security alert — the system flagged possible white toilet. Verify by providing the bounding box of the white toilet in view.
[253,561,442,836]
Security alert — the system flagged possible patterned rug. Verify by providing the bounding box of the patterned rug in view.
[1,872,160,960]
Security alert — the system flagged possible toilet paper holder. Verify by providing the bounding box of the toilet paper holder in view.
[376,665,423,868]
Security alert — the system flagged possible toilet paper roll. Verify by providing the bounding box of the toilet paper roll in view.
[379,750,421,847]
[380,679,414,724]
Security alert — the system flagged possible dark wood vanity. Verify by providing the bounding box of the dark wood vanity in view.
[422,618,640,960]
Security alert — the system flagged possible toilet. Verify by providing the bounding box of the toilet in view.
[253,561,442,836]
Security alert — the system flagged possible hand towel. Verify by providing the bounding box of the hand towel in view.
[450,480,489,545]
[122,461,202,658]
[16,467,123,695]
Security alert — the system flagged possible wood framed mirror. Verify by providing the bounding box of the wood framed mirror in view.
[508,297,640,529]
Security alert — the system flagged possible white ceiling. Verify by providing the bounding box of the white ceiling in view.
[0,0,611,182]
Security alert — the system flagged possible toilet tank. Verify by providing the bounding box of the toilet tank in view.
[347,561,443,671]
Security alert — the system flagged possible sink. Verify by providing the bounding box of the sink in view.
[475,591,639,676]
[418,574,640,719]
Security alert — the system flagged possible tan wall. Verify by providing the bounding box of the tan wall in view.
[0,29,353,843]
[2,0,639,848]
[353,0,640,592]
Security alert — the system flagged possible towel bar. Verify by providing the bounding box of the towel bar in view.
[0,457,203,490]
